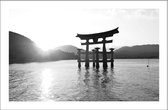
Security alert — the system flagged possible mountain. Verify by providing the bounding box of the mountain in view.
[9,31,159,64]
[9,31,42,63]
[54,45,79,54]
[9,31,77,64]
[42,49,77,61]
[114,44,159,59]
[54,44,159,59]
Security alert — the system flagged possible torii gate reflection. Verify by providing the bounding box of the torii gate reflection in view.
[76,27,119,69]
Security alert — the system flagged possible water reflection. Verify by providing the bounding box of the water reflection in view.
[101,69,110,88]
[40,68,53,101]
[77,68,117,100]
[109,68,115,88]
[83,69,90,86]
[81,68,115,89]
[9,60,159,101]
[92,69,101,90]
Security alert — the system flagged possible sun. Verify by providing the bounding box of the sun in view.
[38,45,52,51]
[34,40,55,52]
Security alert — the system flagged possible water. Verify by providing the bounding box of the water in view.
[9,59,159,101]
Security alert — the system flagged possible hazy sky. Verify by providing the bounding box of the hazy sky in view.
[8,1,159,51]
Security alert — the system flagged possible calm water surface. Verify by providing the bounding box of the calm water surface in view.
[9,59,159,101]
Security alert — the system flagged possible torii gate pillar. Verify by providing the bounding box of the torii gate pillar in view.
[109,48,114,68]
[76,27,119,69]
[85,39,89,68]
[102,38,108,69]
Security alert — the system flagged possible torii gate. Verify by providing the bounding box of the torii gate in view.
[76,27,119,69]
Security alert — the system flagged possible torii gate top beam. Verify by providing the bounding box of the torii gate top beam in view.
[76,27,119,40]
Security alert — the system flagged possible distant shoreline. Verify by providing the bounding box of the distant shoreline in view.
[9,31,159,65]
[9,58,159,65]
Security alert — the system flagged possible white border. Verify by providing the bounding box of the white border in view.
[1,1,167,110]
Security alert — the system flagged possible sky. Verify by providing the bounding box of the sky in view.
[8,1,159,51]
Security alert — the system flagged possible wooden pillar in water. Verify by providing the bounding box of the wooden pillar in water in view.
[77,49,82,68]
[109,48,114,68]
[95,47,100,69]
[76,27,119,69]
[102,38,108,69]
[92,49,95,68]
[85,39,89,68]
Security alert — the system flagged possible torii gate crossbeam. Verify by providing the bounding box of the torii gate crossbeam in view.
[76,27,119,69]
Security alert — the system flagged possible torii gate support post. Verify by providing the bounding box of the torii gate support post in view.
[92,49,95,68]
[109,48,114,68]
[95,47,100,69]
[102,38,108,69]
[77,49,82,68]
[76,27,119,69]
[85,39,89,68]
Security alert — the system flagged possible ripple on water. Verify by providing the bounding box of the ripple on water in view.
[9,59,159,101]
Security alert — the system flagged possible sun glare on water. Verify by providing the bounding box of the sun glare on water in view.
[40,68,54,101]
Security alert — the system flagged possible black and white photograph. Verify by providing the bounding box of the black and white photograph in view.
[1,1,167,110]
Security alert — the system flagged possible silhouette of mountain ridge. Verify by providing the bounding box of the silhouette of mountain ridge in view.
[9,31,41,63]
[54,45,79,54]
[9,31,159,64]
[114,44,159,58]
[9,31,77,64]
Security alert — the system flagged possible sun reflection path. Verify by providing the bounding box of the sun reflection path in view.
[40,68,54,101]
